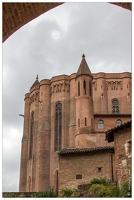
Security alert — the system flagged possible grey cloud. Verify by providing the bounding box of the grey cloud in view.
[2,2,131,192]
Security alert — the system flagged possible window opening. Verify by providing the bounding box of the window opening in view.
[85,117,87,126]
[98,120,104,130]
[83,80,86,95]
[78,81,80,96]
[112,99,119,114]
[116,119,122,127]
[89,82,92,96]
[98,167,102,172]
[29,111,34,159]
[76,174,82,179]
[55,103,62,151]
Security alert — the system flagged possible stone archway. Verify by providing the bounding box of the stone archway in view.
[2,2,131,42]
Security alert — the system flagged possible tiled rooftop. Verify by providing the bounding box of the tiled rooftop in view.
[106,120,131,143]
[58,146,114,155]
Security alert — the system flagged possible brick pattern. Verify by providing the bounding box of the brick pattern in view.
[19,56,131,192]
[58,151,114,194]
[114,128,131,185]
[3,3,63,42]
[3,3,131,42]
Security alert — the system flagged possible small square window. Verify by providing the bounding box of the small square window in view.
[76,174,82,179]
[98,167,102,172]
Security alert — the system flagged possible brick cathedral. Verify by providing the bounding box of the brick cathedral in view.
[19,54,131,193]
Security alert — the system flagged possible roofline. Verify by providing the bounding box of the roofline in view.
[58,146,114,155]
[106,120,131,143]
[94,114,131,117]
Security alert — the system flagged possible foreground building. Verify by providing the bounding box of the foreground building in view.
[106,120,131,186]
[19,54,131,192]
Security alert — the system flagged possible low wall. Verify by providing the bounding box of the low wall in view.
[3,192,36,198]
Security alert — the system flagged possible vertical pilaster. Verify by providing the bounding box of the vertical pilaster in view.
[19,93,30,192]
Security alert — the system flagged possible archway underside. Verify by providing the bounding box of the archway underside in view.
[3,2,131,42]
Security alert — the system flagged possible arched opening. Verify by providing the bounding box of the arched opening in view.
[98,120,104,130]
[116,119,122,127]
[55,103,62,152]
[112,99,119,114]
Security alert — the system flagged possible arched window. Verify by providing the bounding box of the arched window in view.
[55,103,62,151]
[29,111,34,159]
[98,120,104,130]
[116,119,122,127]
[78,81,80,96]
[112,99,119,114]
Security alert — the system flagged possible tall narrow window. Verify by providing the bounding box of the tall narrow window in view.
[116,119,122,127]
[78,81,80,96]
[85,117,87,126]
[98,120,104,130]
[55,103,62,151]
[78,119,80,127]
[112,99,119,114]
[89,82,92,96]
[29,111,34,159]
[83,80,86,95]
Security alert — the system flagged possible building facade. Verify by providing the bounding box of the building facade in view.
[19,54,131,192]
[106,120,131,186]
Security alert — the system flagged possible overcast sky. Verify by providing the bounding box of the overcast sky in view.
[2,2,131,192]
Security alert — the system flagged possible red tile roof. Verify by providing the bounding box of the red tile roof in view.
[58,146,114,155]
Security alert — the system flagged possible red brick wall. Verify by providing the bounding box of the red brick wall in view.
[114,127,131,185]
[19,70,131,192]
[58,151,114,194]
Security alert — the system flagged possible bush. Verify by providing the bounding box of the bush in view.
[61,188,74,197]
[89,177,108,185]
[120,180,131,197]
[31,188,57,197]
[88,184,120,197]
[3,193,24,198]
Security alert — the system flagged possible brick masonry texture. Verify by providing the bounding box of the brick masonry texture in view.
[114,127,131,185]
[3,3,131,42]
[19,55,131,192]
[58,151,114,194]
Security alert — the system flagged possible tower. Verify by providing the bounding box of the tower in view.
[35,79,51,191]
[19,93,30,192]
[75,54,94,148]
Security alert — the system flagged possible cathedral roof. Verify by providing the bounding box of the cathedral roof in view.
[58,146,114,155]
[30,75,39,89]
[76,54,92,77]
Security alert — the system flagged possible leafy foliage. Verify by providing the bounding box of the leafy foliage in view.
[89,177,109,185]
[31,188,57,197]
[88,178,131,197]
[3,193,24,198]
[120,180,131,197]
[88,184,120,197]
[61,188,74,197]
